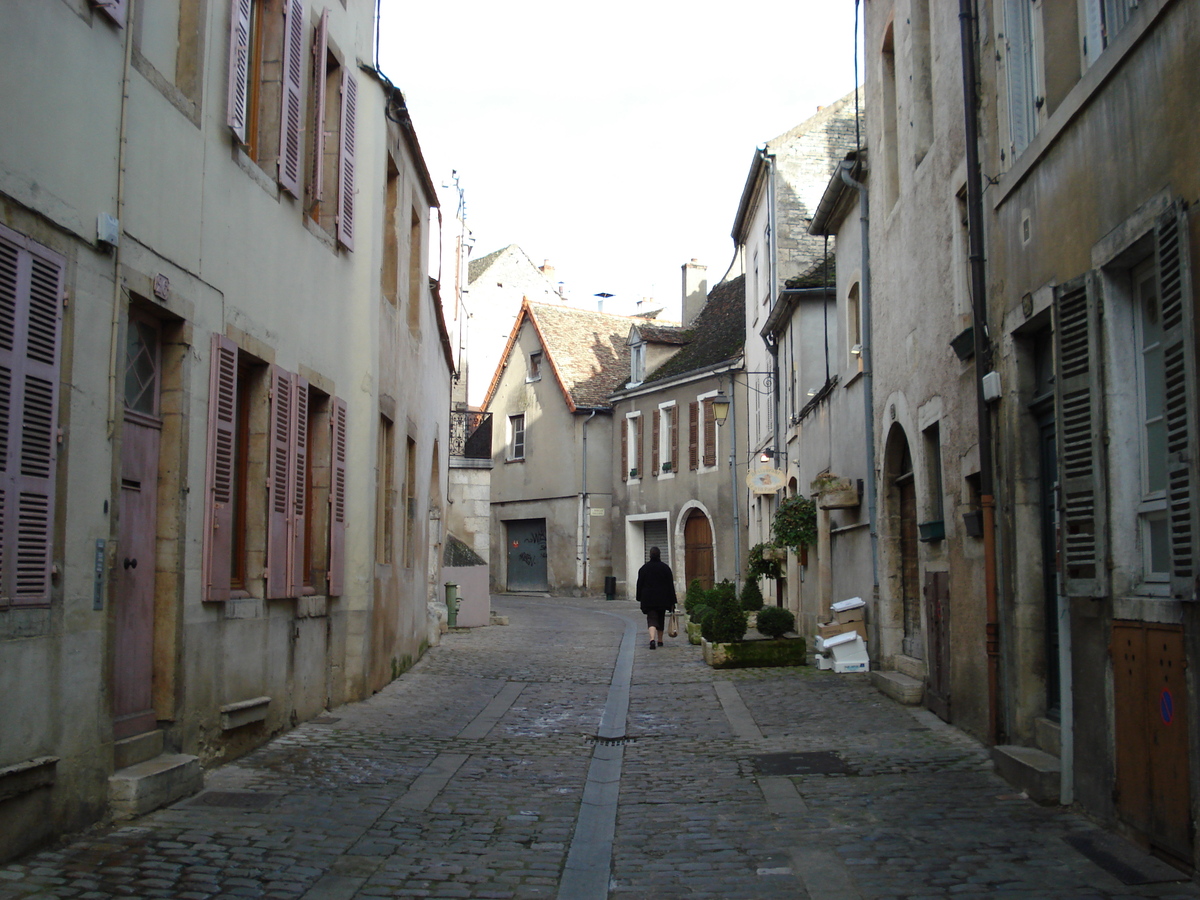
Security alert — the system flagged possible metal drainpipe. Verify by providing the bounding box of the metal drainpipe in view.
[840,161,879,593]
[581,409,598,590]
[959,0,1001,745]
[729,378,742,588]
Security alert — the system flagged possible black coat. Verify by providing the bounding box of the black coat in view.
[636,558,677,613]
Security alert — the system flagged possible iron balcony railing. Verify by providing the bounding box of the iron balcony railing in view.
[450,410,492,459]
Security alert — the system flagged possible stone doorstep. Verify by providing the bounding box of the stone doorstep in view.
[113,729,164,771]
[869,670,925,706]
[108,753,202,821]
[991,744,1062,805]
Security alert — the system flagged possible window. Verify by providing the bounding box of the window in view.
[408,208,422,331]
[909,0,933,165]
[880,23,900,209]
[629,340,645,385]
[226,0,305,195]
[375,416,395,564]
[527,351,543,382]
[847,282,863,370]
[204,335,344,600]
[656,404,677,475]
[0,225,64,609]
[1083,0,1139,68]
[923,422,945,527]
[137,0,206,105]
[1132,259,1169,581]
[306,9,356,249]
[1003,0,1041,159]
[622,413,643,481]
[404,437,417,568]
[508,414,525,461]
[382,159,399,305]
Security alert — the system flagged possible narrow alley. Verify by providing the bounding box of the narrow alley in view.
[1,596,1195,900]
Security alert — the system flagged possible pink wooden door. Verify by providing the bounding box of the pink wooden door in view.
[113,315,162,740]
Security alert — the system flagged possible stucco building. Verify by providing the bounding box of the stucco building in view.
[0,0,454,859]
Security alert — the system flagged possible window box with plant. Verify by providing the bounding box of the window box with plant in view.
[629,468,639,479]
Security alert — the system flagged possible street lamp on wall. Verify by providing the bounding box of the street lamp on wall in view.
[712,392,731,427]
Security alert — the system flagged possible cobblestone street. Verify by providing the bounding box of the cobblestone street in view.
[2,595,1198,899]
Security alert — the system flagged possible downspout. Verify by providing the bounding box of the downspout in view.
[959,0,1001,745]
[580,409,598,590]
[764,150,783,466]
[107,0,136,437]
[729,379,742,588]
[840,161,878,593]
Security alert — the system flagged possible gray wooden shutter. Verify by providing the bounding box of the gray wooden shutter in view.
[290,375,309,595]
[277,0,305,197]
[1156,202,1199,600]
[204,334,239,602]
[266,366,292,598]
[226,0,253,145]
[1053,272,1107,598]
[652,408,660,473]
[621,417,628,482]
[635,415,643,477]
[0,225,64,608]
[670,406,679,471]
[1003,0,1033,158]
[336,69,357,250]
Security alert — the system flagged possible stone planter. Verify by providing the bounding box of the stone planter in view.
[687,619,704,645]
[702,636,807,669]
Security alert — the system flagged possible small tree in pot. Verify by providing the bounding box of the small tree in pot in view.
[756,605,796,639]
[773,495,817,551]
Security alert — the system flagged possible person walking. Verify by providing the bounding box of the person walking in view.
[636,546,676,649]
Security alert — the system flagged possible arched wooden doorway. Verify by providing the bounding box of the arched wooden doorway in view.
[683,509,714,591]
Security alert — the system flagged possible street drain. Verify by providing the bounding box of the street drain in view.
[753,751,855,776]
[587,735,635,746]
[187,791,279,809]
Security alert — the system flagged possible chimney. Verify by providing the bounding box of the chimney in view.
[539,259,555,283]
[681,259,708,327]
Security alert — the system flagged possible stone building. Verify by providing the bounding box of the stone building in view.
[0,0,454,859]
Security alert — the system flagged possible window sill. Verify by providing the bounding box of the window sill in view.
[1113,592,1181,625]
[506,457,525,464]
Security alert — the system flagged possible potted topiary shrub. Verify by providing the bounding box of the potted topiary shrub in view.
[700,589,746,645]
[740,575,764,612]
[747,542,784,580]
[684,578,709,644]
[756,605,796,639]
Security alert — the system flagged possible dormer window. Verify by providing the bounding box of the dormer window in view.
[527,350,543,382]
[629,340,646,386]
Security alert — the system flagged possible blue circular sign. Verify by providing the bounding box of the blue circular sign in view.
[1161,689,1175,725]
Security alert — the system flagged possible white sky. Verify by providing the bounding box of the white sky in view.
[377,1,863,318]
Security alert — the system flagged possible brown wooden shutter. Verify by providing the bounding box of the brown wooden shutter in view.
[689,401,699,470]
[266,366,292,598]
[204,334,239,602]
[621,417,628,482]
[336,69,357,250]
[635,415,643,477]
[277,0,305,197]
[0,226,64,608]
[703,398,716,467]
[327,396,347,595]
[226,0,253,145]
[290,375,309,595]
[652,409,660,474]
[670,406,679,471]
[1156,202,1199,600]
[1053,272,1106,599]
[310,9,329,205]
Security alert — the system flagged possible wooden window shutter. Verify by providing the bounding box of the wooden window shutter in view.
[703,398,716,467]
[204,334,239,602]
[290,375,309,595]
[1155,202,1199,600]
[277,0,305,197]
[652,411,660,473]
[96,0,128,28]
[635,416,643,477]
[327,396,347,595]
[226,0,253,145]
[336,69,357,250]
[670,406,679,471]
[1003,0,1033,157]
[0,226,64,608]
[266,366,292,598]
[689,401,699,470]
[310,9,329,206]
[1053,272,1107,599]
[621,418,628,482]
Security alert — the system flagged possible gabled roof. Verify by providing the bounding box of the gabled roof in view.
[640,274,746,385]
[482,300,641,412]
[467,243,552,287]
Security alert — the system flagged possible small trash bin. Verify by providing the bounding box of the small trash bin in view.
[604,575,617,602]
[444,583,459,628]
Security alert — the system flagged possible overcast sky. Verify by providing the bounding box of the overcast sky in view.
[377,2,863,318]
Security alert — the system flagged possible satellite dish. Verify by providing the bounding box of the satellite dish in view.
[747,469,785,494]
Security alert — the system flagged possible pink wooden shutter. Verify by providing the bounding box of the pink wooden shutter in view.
[277,0,305,197]
[327,396,347,595]
[310,9,329,206]
[688,401,699,470]
[635,416,643,477]
[204,334,238,601]
[266,366,292,598]
[703,399,716,467]
[0,226,64,608]
[336,70,357,250]
[226,0,253,144]
[621,419,628,482]
[652,410,660,473]
[289,375,309,595]
[670,407,679,471]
